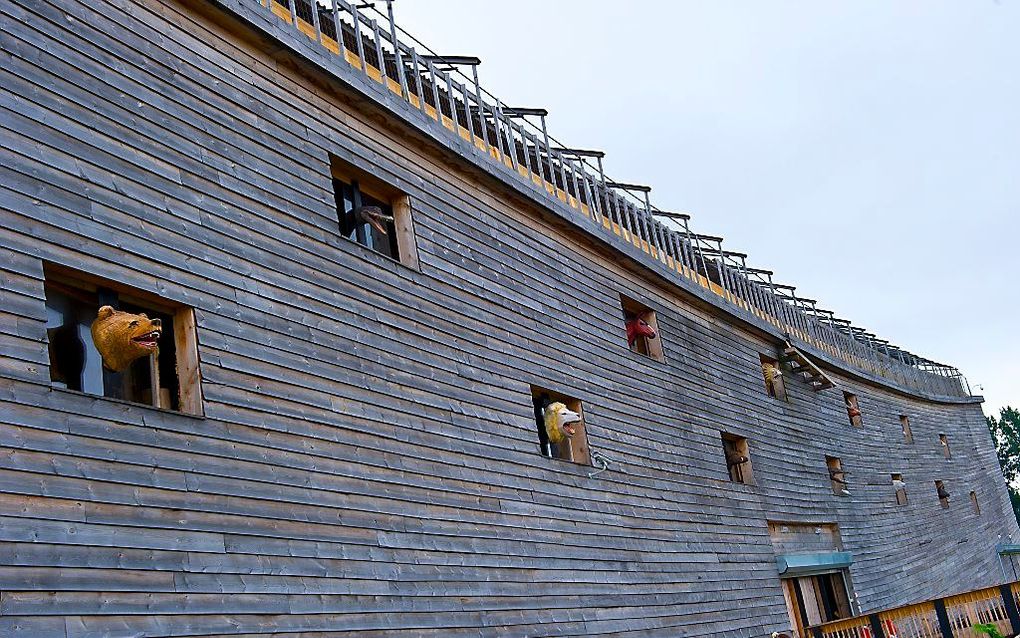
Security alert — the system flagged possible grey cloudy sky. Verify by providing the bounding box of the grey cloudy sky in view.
[394,1,1019,415]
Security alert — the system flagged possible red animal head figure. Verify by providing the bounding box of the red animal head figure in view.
[846,400,861,419]
[625,315,657,347]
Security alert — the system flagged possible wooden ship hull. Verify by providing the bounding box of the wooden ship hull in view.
[0,0,1016,635]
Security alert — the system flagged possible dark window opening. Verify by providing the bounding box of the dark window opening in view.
[892,473,907,505]
[722,433,753,485]
[970,491,980,514]
[761,353,787,400]
[620,295,663,361]
[939,433,951,459]
[330,155,419,269]
[843,392,862,427]
[531,386,589,465]
[43,264,202,415]
[900,415,913,443]
[786,571,854,629]
[333,177,400,259]
[935,480,950,509]
[827,456,849,497]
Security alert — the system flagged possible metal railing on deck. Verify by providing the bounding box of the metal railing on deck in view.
[812,582,1020,638]
[254,0,972,399]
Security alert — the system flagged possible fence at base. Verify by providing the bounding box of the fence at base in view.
[812,582,1020,638]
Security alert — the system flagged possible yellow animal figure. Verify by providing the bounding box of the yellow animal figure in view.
[90,306,162,372]
[544,402,581,445]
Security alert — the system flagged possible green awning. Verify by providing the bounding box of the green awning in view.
[776,551,853,577]
[997,544,1020,555]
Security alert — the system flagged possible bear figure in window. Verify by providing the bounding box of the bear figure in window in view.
[90,306,162,372]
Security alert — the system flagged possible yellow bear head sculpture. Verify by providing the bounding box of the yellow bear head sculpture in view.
[90,306,162,372]
[544,401,581,445]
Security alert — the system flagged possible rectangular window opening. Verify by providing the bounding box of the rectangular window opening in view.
[939,433,951,459]
[330,154,419,269]
[531,386,590,465]
[43,264,203,415]
[970,490,980,514]
[900,415,913,443]
[760,353,787,401]
[784,570,854,630]
[826,456,849,496]
[935,480,950,509]
[892,473,907,505]
[620,295,664,362]
[843,392,862,427]
[721,432,754,485]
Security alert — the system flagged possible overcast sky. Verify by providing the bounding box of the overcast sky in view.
[393,1,1019,415]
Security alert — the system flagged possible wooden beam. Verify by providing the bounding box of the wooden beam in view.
[174,307,204,416]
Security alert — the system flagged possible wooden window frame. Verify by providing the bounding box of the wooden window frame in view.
[900,415,913,443]
[843,392,862,427]
[826,456,849,497]
[935,480,950,509]
[892,473,907,506]
[785,570,855,630]
[619,294,664,362]
[721,432,754,485]
[970,490,980,515]
[531,385,590,466]
[43,263,204,416]
[760,353,787,401]
[329,154,419,270]
[939,433,951,459]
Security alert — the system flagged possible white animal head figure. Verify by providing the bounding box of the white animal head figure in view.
[544,402,581,445]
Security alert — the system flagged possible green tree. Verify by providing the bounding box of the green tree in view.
[974,623,1006,638]
[987,406,1020,525]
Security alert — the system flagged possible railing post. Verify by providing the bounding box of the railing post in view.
[540,114,555,198]
[1000,584,1020,634]
[371,19,387,83]
[421,60,440,119]
[308,0,322,44]
[385,0,408,99]
[713,240,731,298]
[933,598,953,638]
[457,82,475,146]
[869,614,886,638]
[331,1,347,61]
[569,160,583,212]
[516,126,534,175]
[471,65,489,151]
[681,219,704,277]
[350,2,367,72]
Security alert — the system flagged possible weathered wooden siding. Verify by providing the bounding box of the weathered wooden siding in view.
[0,0,1015,635]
